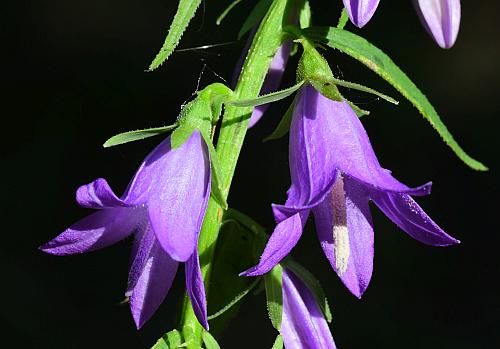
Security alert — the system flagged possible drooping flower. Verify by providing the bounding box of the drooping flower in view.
[281,268,337,349]
[40,131,210,329]
[342,0,380,28]
[414,0,461,48]
[242,85,459,298]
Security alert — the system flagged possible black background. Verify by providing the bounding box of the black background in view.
[2,1,499,348]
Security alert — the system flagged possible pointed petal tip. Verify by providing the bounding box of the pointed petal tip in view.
[239,266,265,277]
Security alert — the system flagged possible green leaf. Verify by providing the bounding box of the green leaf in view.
[264,95,296,141]
[207,277,261,320]
[265,264,283,331]
[207,219,264,336]
[227,81,304,108]
[303,26,487,171]
[152,329,183,349]
[347,101,370,118]
[282,259,333,322]
[216,0,244,25]
[201,331,221,349]
[238,0,272,39]
[331,77,398,105]
[103,125,177,148]
[271,335,284,349]
[148,0,202,71]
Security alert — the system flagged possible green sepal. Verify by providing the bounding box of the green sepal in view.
[151,329,183,349]
[297,39,342,102]
[265,263,284,331]
[332,77,398,105]
[282,259,333,322]
[216,0,244,25]
[303,26,487,171]
[201,331,221,349]
[227,81,304,108]
[148,0,202,71]
[271,335,284,349]
[103,124,177,148]
[264,95,297,142]
[238,0,273,39]
[202,133,228,210]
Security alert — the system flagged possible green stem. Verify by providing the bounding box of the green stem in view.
[179,0,292,347]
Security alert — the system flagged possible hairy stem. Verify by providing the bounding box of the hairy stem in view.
[179,0,291,347]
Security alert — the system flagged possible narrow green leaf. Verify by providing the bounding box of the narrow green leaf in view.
[216,0,244,25]
[303,26,487,171]
[207,277,261,320]
[264,95,296,142]
[237,0,272,39]
[152,329,183,349]
[201,132,228,210]
[265,264,284,330]
[271,335,284,349]
[103,125,177,148]
[331,77,398,105]
[201,331,221,349]
[337,8,349,29]
[148,0,202,71]
[227,81,304,108]
[283,259,333,322]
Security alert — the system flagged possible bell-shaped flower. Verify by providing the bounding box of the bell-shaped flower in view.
[342,0,380,28]
[281,268,337,349]
[40,131,210,329]
[414,0,461,48]
[242,85,459,298]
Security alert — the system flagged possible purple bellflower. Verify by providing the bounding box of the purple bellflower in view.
[342,0,380,28]
[40,131,210,329]
[242,85,459,298]
[414,0,461,48]
[281,268,337,349]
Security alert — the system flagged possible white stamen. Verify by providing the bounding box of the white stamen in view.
[331,173,350,275]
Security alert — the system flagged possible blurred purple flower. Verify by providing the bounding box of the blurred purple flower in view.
[414,0,461,48]
[242,85,459,297]
[342,0,380,28]
[281,268,337,349]
[233,32,290,128]
[40,131,210,329]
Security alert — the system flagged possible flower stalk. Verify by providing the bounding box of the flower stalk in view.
[178,0,292,347]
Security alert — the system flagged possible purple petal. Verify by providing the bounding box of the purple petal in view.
[343,0,380,28]
[313,175,374,298]
[414,0,461,49]
[127,224,178,329]
[294,86,430,197]
[248,43,291,128]
[240,210,309,277]
[371,189,459,246]
[185,249,208,330]
[281,269,337,349]
[146,131,211,262]
[76,178,129,209]
[40,207,138,255]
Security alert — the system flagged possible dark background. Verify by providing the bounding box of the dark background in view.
[2,0,499,348]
